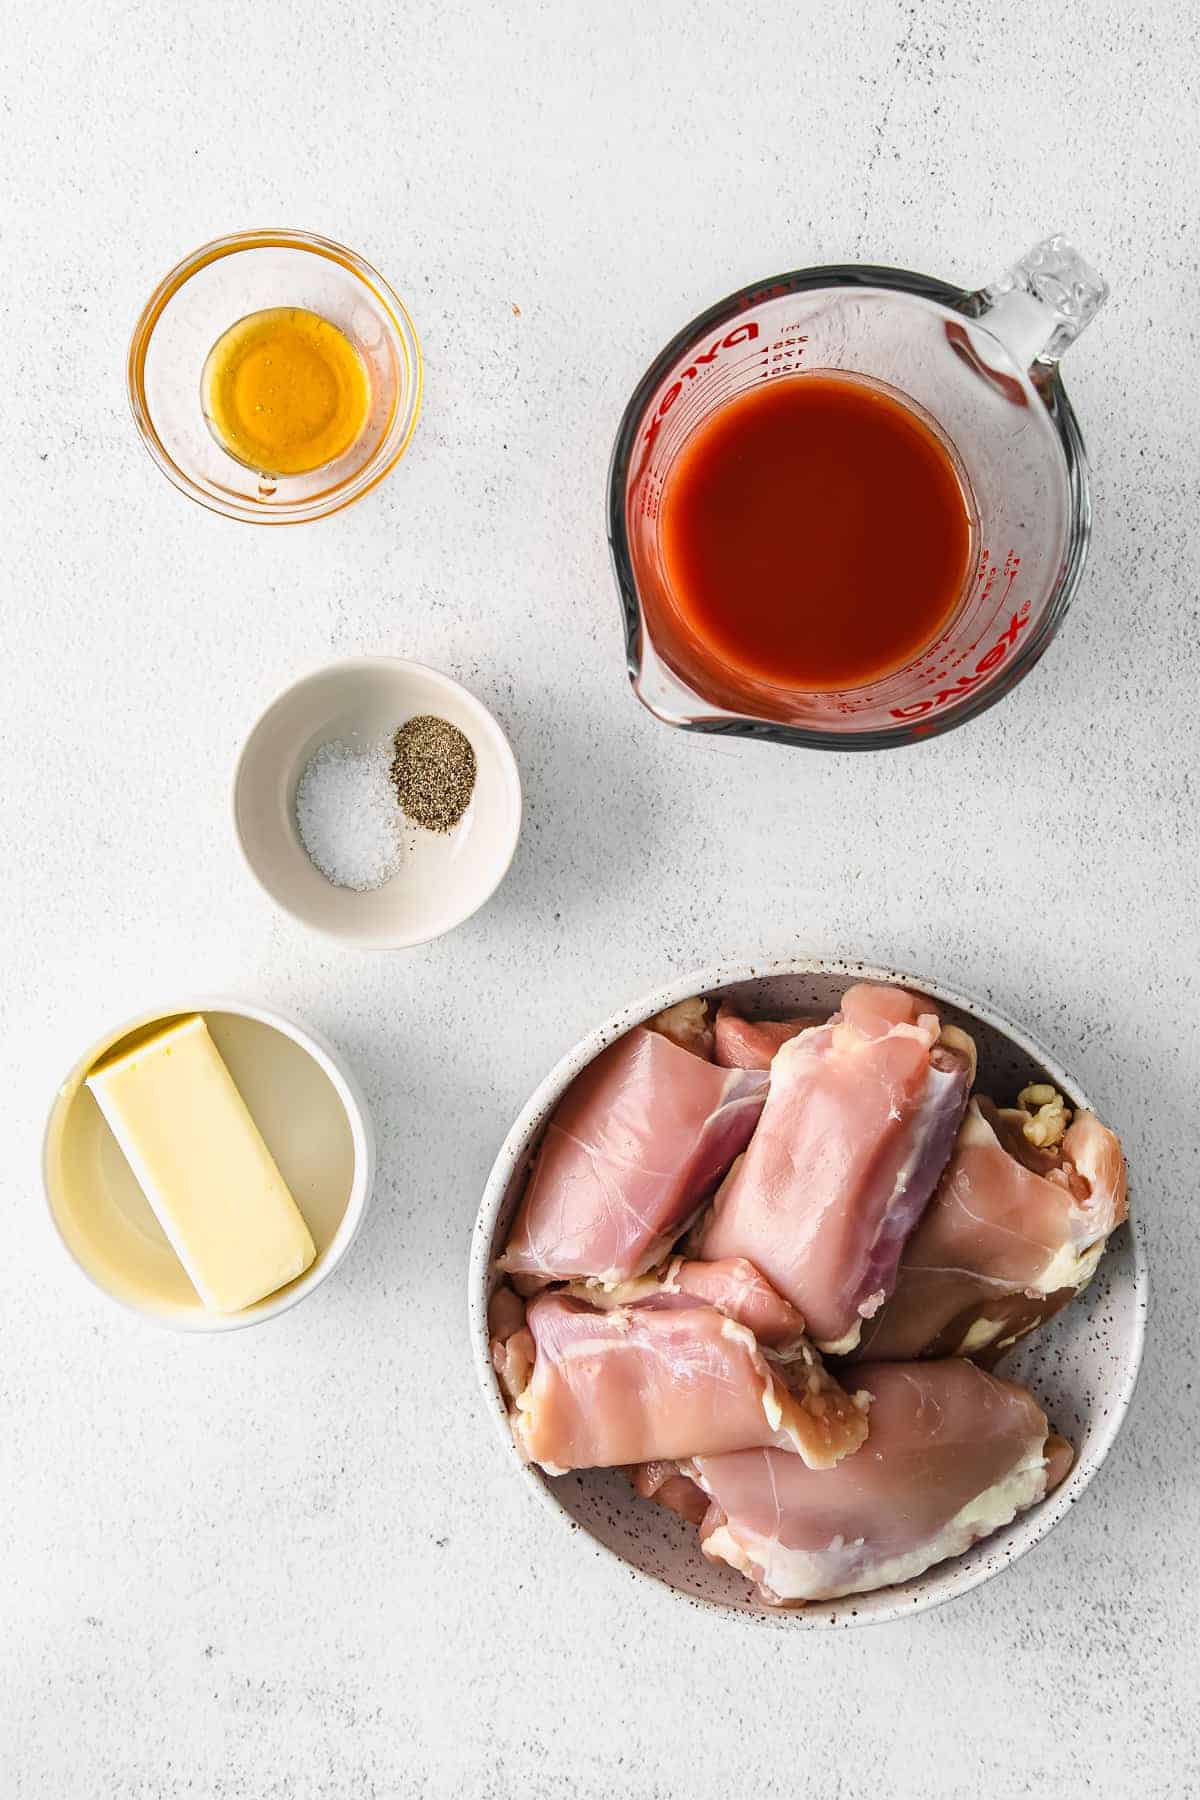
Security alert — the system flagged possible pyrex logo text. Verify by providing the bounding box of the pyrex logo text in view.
[641,324,760,457]
[889,602,1032,720]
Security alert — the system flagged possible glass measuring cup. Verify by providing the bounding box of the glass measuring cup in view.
[608,236,1108,747]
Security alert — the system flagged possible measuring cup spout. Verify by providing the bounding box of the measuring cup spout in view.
[964,235,1109,370]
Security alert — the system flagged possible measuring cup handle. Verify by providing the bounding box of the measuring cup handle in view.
[964,235,1109,369]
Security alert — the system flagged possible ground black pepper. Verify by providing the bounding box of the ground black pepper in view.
[390,714,477,833]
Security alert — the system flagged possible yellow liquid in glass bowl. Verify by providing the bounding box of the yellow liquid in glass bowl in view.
[200,307,371,477]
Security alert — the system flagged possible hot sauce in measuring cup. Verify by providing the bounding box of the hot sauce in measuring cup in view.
[659,373,973,691]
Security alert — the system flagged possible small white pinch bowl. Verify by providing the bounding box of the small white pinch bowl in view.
[44,998,374,1332]
[234,657,521,949]
[470,958,1149,1628]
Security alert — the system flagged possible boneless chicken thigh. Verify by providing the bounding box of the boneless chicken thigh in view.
[606,1257,831,1513]
[696,984,975,1350]
[492,1286,868,1474]
[592,1255,811,1350]
[628,1459,711,1526]
[851,1095,1128,1361]
[489,980,1123,1609]
[688,1360,1072,1605]
[498,1019,767,1288]
[713,1004,812,1071]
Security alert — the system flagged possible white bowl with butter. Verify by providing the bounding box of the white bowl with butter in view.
[43,999,374,1331]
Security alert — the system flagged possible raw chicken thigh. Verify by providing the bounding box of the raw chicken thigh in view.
[851,1094,1128,1362]
[687,1360,1071,1605]
[696,984,975,1350]
[498,1015,767,1288]
[629,1460,711,1526]
[490,1282,868,1474]
[592,1254,811,1350]
[491,979,1124,1610]
[607,1256,838,1514]
[713,1004,811,1070]
[646,996,715,1059]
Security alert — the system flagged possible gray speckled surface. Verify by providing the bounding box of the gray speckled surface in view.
[1,1,1197,1795]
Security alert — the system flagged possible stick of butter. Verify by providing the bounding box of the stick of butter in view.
[86,1014,317,1313]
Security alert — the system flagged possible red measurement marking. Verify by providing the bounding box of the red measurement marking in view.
[889,598,1032,720]
[638,324,761,463]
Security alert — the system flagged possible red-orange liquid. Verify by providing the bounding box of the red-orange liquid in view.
[659,373,973,691]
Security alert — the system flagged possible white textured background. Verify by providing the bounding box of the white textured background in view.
[2,2,1197,1795]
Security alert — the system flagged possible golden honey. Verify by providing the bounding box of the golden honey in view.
[200,307,371,476]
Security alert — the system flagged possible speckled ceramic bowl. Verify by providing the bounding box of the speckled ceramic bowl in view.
[469,959,1148,1627]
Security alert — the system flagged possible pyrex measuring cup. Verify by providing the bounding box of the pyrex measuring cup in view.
[608,236,1108,747]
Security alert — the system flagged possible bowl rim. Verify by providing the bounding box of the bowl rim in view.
[468,956,1149,1627]
[126,226,423,525]
[231,654,524,950]
[42,995,376,1333]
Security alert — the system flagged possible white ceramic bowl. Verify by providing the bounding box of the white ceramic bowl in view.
[233,657,522,949]
[44,998,374,1331]
[470,958,1148,1627]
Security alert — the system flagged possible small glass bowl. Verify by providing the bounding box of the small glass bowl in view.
[127,229,422,524]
